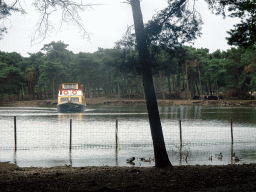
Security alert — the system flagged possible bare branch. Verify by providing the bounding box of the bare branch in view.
[0,0,25,40]
[32,0,100,42]
[11,0,19,8]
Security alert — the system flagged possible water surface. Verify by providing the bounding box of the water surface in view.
[0,104,255,167]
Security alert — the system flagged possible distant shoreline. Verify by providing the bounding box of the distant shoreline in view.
[1,97,256,107]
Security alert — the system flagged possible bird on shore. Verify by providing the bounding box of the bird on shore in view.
[215,152,223,160]
[143,157,152,163]
[185,156,188,163]
[232,152,241,162]
[126,157,135,163]
[138,157,145,161]
[233,156,241,161]
[127,161,135,165]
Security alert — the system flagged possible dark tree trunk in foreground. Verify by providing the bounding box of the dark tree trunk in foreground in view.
[130,0,172,168]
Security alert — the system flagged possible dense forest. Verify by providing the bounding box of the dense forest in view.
[0,40,255,101]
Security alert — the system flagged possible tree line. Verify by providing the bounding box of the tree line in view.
[0,40,255,101]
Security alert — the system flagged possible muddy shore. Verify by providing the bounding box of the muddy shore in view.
[0,162,256,192]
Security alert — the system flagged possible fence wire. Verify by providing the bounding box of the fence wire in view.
[1,116,255,151]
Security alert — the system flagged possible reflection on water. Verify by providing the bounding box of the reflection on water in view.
[0,105,256,167]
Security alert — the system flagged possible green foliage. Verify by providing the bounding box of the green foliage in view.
[227,18,256,48]
[0,51,23,67]
[220,0,256,48]
[73,52,106,94]
[0,62,24,100]
[0,51,25,100]
[1,39,256,101]
[144,0,203,47]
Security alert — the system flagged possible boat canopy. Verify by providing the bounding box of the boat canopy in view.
[59,83,83,95]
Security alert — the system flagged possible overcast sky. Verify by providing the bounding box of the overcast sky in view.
[0,0,240,57]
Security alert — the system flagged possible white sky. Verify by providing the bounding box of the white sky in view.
[0,0,240,57]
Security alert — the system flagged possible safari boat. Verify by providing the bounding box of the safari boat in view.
[57,83,86,112]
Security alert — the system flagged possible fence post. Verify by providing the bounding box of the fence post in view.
[179,119,182,146]
[115,119,118,166]
[70,119,72,151]
[115,119,118,147]
[14,116,17,151]
[230,118,233,144]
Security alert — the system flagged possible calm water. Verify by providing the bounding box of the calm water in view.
[0,104,256,167]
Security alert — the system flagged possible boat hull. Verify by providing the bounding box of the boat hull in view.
[57,101,86,113]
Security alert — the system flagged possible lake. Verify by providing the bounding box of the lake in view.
[0,104,256,167]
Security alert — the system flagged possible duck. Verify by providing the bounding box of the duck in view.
[126,157,135,163]
[233,156,241,161]
[232,153,241,162]
[138,157,145,161]
[127,161,135,165]
[216,152,223,159]
[143,157,152,162]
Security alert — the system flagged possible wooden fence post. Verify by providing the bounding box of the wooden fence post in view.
[230,118,233,144]
[14,116,17,151]
[115,119,118,147]
[179,119,182,146]
[70,119,72,151]
[115,119,118,166]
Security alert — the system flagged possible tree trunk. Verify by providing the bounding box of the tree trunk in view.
[88,83,92,99]
[44,87,46,99]
[130,0,171,168]
[207,81,210,95]
[209,82,212,95]
[176,72,180,88]
[52,80,55,99]
[185,61,189,98]
[198,63,203,96]
[172,75,175,93]
[216,81,219,97]
[118,81,120,99]
[159,72,165,99]
[167,75,171,95]
[195,82,200,96]
[190,80,195,97]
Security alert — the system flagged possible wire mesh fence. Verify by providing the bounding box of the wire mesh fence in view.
[1,116,256,151]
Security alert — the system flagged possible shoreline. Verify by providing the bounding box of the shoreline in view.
[1,98,256,107]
